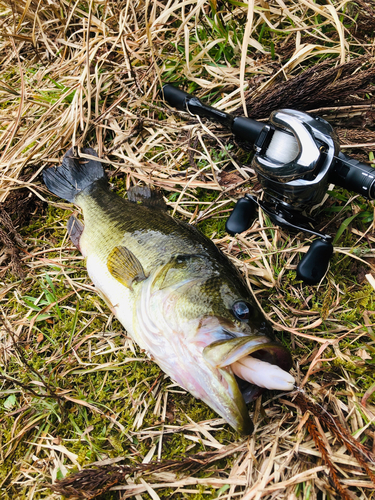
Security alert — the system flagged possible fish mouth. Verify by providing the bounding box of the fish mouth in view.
[203,336,294,434]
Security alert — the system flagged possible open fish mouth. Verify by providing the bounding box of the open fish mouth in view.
[203,335,294,399]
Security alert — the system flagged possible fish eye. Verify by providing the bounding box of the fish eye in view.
[232,301,252,321]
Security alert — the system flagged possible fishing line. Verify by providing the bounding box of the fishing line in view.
[332,153,375,173]
[264,130,299,164]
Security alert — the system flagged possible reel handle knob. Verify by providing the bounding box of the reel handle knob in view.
[225,197,257,235]
[296,239,333,285]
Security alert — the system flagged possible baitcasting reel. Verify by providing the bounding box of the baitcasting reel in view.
[161,84,375,285]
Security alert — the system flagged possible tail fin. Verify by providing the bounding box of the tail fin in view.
[43,147,107,203]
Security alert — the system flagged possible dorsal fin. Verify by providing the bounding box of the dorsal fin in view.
[107,245,148,290]
[127,186,167,210]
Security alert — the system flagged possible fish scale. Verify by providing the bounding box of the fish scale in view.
[79,181,214,266]
[43,147,295,434]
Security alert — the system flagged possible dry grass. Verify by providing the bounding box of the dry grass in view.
[1,0,375,499]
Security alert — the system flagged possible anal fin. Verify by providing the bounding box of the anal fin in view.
[67,215,84,252]
[107,245,148,290]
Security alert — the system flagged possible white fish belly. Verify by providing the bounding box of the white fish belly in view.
[86,253,137,340]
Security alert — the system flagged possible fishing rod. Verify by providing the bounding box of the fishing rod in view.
[161,84,375,285]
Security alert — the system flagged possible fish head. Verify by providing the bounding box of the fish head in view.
[149,253,293,434]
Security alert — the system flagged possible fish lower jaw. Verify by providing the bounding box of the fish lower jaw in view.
[231,356,295,392]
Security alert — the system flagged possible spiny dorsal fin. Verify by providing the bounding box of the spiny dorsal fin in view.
[127,186,167,210]
[107,246,148,290]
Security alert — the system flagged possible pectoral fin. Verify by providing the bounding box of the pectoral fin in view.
[107,246,148,290]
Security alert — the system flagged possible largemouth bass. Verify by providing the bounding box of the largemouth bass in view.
[43,148,295,434]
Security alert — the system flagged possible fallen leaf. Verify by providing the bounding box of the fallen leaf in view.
[356,348,372,361]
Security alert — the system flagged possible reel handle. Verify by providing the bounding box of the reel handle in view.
[296,239,333,285]
[226,195,334,285]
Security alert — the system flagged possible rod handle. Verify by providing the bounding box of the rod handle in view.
[161,84,191,111]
